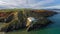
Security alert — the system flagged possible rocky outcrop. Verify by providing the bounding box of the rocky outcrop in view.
[0,9,57,32]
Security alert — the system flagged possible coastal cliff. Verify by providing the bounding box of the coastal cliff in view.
[0,9,57,32]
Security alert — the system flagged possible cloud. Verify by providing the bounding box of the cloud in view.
[0,0,59,9]
[29,0,54,8]
[0,0,33,8]
[43,5,60,9]
[0,1,9,5]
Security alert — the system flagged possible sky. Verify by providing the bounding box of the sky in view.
[0,0,60,9]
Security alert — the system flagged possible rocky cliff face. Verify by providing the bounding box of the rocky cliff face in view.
[0,9,57,32]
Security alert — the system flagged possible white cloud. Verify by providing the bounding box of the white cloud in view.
[0,0,59,9]
[0,0,18,6]
[29,0,54,8]
[0,0,32,8]
[43,5,60,9]
[0,1,9,5]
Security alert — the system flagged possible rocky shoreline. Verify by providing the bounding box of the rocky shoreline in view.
[0,9,57,32]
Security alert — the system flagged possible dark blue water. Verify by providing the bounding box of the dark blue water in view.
[48,14,60,28]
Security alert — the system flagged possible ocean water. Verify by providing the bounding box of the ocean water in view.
[42,11,60,34]
[48,14,60,28]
